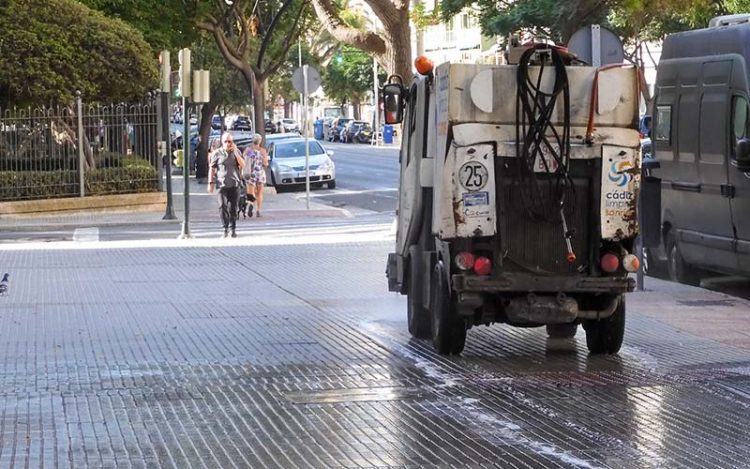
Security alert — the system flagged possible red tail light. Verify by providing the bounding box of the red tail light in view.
[473,256,492,276]
[600,253,620,273]
[454,252,475,271]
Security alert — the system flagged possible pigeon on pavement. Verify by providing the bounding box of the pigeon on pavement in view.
[0,273,8,296]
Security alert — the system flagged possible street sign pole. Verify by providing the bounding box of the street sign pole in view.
[162,91,176,220]
[373,58,379,147]
[303,64,310,210]
[180,95,192,239]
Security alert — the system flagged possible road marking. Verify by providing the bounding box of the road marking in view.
[73,227,99,242]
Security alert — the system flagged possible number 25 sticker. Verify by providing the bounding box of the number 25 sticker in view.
[459,161,489,191]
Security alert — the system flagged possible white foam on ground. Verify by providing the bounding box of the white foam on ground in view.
[72,227,99,242]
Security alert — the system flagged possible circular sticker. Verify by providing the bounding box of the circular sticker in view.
[458,161,489,191]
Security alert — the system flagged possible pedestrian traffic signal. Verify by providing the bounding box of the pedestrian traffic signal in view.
[159,50,170,93]
[177,48,191,98]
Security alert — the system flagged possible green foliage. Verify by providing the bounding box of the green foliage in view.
[324,46,380,107]
[77,0,197,52]
[442,0,750,44]
[0,0,158,107]
[0,166,158,201]
[191,34,252,109]
[412,1,443,30]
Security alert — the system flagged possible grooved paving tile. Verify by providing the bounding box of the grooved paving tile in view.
[1,241,750,468]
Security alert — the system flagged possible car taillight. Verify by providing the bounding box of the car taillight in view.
[623,254,640,272]
[454,252,475,271]
[600,253,620,273]
[473,256,492,276]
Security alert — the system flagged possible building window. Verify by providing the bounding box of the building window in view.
[445,18,455,42]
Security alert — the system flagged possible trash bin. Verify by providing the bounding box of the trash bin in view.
[383,124,394,144]
[314,119,324,140]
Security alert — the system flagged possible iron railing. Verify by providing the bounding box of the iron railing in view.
[0,94,160,201]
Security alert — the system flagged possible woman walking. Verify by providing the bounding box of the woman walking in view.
[243,133,269,217]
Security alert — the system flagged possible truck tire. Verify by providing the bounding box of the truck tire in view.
[546,323,578,339]
[407,246,431,339]
[583,296,625,354]
[430,260,466,355]
[666,232,701,286]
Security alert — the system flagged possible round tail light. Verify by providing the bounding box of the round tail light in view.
[623,254,640,272]
[473,256,492,276]
[454,252,475,271]
[600,253,620,273]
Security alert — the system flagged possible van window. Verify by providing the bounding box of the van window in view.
[655,105,672,144]
[733,96,748,140]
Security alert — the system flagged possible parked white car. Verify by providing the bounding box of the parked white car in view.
[268,138,335,191]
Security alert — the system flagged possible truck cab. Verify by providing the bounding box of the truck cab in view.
[385,50,641,355]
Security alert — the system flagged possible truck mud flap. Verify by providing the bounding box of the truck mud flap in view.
[641,175,662,248]
[386,253,404,293]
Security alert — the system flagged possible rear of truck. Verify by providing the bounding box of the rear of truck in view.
[387,53,642,355]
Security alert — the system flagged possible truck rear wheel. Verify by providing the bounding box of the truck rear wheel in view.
[583,296,625,354]
[430,260,466,355]
[546,323,578,339]
[407,247,431,339]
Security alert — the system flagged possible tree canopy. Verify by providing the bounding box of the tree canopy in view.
[0,0,157,107]
[324,46,379,113]
[77,0,197,52]
[441,0,750,44]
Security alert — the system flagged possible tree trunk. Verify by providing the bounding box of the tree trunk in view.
[352,102,361,120]
[252,74,266,139]
[196,101,217,183]
[377,6,412,80]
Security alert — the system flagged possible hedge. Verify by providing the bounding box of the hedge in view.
[0,165,158,201]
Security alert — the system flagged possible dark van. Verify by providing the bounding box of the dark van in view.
[651,15,750,284]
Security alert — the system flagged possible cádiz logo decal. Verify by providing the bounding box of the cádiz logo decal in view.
[608,160,635,187]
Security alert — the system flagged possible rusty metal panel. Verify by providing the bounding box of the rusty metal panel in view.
[438,144,496,239]
[601,145,641,240]
[443,63,639,129]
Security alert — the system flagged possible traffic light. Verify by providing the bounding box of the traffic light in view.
[177,48,191,98]
[159,50,170,93]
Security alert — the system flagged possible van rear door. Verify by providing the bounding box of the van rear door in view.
[691,60,737,271]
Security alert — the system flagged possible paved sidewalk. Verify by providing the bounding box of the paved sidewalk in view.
[1,238,750,468]
[0,175,349,231]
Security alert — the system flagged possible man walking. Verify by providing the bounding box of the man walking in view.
[208,132,245,238]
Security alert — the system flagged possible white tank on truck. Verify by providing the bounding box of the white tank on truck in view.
[384,44,642,355]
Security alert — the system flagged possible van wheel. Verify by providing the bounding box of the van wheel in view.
[583,296,625,354]
[546,323,578,339]
[407,247,431,339]
[666,232,701,286]
[431,260,466,355]
[327,180,336,189]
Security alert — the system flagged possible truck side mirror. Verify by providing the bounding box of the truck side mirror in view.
[383,83,405,125]
[735,138,750,171]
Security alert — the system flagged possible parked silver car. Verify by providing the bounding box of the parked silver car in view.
[268,138,335,191]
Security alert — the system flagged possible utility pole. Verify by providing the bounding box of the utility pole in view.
[373,58,379,147]
[298,38,303,124]
[159,50,176,220]
[178,48,192,239]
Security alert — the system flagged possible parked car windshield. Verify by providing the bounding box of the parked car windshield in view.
[275,141,325,158]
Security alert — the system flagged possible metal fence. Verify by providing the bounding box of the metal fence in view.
[0,94,160,201]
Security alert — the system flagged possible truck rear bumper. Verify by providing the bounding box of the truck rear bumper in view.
[452,273,635,294]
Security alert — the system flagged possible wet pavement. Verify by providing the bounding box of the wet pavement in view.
[1,238,749,468]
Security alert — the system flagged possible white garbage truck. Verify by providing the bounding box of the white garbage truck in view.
[384,46,642,355]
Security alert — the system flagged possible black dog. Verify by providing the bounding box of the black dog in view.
[237,190,256,219]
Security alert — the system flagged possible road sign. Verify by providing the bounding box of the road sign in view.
[292,66,321,94]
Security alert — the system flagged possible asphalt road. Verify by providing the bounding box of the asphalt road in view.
[313,141,400,214]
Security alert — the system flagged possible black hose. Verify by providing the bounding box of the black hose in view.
[515,45,575,224]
